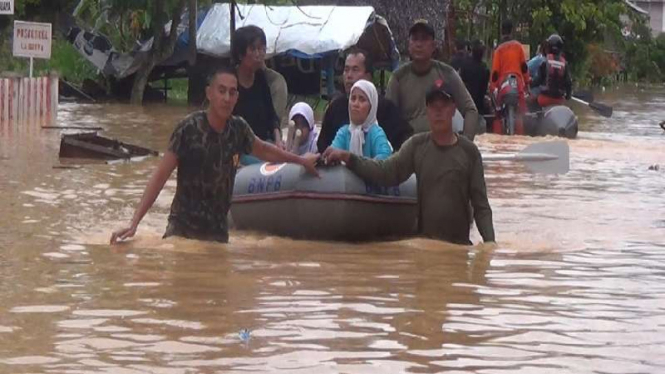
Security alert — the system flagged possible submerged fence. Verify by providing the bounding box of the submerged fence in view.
[0,75,58,128]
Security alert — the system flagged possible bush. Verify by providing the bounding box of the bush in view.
[623,22,665,82]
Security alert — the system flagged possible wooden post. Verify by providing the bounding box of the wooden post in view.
[188,0,197,66]
[448,0,456,58]
[230,0,236,63]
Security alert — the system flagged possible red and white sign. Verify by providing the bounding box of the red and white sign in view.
[0,0,13,15]
[13,21,52,59]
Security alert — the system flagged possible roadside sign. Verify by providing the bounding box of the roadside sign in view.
[13,21,52,59]
[0,0,13,15]
[13,21,52,78]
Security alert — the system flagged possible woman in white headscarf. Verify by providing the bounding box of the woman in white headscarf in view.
[287,102,319,155]
[329,80,392,160]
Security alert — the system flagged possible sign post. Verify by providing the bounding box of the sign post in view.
[12,21,52,77]
[0,0,13,15]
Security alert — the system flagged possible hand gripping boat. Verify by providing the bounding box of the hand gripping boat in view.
[231,163,418,241]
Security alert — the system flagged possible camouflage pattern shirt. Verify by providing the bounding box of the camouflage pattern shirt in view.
[164,111,255,242]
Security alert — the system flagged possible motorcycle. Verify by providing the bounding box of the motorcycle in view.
[492,74,521,135]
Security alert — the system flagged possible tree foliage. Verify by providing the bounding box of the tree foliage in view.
[623,22,665,81]
[453,0,628,83]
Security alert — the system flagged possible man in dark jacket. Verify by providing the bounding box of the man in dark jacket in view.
[317,48,413,153]
[460,39,490,115]
[450,39,470,73]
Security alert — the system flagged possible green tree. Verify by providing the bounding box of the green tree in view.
[452,0,627,82]
[73,0,188,104]
[127,0,186,104]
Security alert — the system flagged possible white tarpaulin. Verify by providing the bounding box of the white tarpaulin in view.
[197,4,376,57]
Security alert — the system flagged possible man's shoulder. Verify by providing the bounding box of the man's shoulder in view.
[229,115,251,129]
[328,92,348,107]
[175,111,207,131]
[378,96,398,110]
[391,62,413,81]
[457,136,481,158]
[432,60,459,79]
[323,94,348,122]
[433,59,455,71]
[402,132,430,148]
[496,40,520,52]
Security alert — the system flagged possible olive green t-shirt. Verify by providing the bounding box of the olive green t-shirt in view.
[165,111,255,242]
[386,60,479,140]
[347,133,495,245]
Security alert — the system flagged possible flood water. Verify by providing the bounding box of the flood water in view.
[1,84,664,373]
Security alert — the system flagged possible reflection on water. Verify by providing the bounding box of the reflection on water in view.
[1,85,665,373]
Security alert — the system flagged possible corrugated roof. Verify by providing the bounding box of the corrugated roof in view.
[298,0,449,53]
[625,0,649,15]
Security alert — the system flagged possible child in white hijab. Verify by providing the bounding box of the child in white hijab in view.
[287,102,319,155]
[329,80,392,160]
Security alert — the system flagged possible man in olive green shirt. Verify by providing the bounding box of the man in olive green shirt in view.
[386,20,479,140]
[323,79,495,245]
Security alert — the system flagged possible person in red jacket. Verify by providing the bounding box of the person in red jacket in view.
[531,34,572,108]
[490,20,529,135]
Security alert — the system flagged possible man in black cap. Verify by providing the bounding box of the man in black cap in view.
[386,19,479,140]
[323,79,495,245]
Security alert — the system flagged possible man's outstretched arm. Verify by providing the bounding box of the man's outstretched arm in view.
[110,151,178,244]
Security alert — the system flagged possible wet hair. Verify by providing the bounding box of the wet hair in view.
[346,47,374,75]
[501,19,513,36]
[455,39,468,52]
[231,25,267,64]
[471,39,485,61]
[207,65,238,86]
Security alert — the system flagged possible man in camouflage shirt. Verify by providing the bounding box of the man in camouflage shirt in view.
[111,67,319,244]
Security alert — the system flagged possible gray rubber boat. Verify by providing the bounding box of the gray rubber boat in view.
[232,163,417,241]
[524,105,579,138]
[453,105,579,139]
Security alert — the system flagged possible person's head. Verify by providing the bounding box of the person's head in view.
[455,39,468,54]
[232,25,267,71]
[348,79,378,128]
[501,19,513,37]
[547,33,564,55]
[425,79,456,134]
[343,47,374,94]
[206,66,239,121]
[471,39,485,62]
[538,39,548,56]
[408,19,436,62]
[289,102,315,140]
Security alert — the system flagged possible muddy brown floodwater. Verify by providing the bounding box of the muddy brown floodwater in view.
[1,84,664,373]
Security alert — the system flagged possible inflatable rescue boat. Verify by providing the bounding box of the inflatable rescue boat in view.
[231,163,417,241]
[453,105,579,139]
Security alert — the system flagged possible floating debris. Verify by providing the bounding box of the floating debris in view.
[238,329,251,343]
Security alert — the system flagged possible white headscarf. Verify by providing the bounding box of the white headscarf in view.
[348,80,379,156]
[288,102,318,155]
